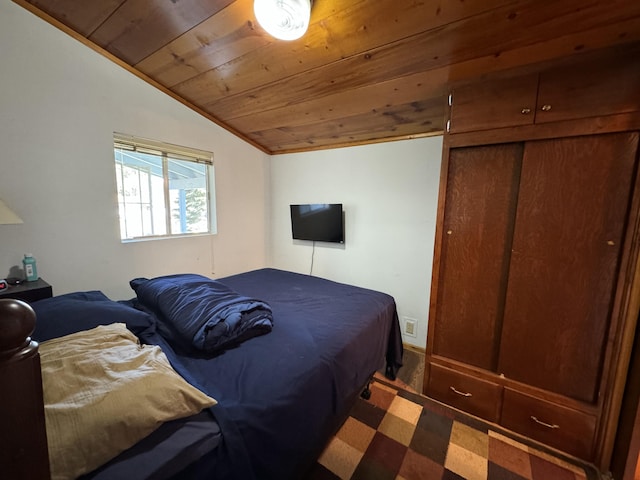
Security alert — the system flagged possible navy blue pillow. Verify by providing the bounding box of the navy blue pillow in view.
[31,291,155,342]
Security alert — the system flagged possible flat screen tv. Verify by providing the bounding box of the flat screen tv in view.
[290,204,344,243]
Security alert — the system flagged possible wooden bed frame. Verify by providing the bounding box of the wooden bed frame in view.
[0,298,50,479]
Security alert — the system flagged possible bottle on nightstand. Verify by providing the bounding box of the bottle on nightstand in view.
[23,254,38,282]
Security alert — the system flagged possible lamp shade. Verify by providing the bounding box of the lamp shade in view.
[254,0,312,41]
[0,199,23,225]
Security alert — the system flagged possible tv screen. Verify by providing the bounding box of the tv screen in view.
[290,204,344,243]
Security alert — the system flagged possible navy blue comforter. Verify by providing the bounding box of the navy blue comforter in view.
[130,274,273,353]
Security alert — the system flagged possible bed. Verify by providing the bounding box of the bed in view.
[0,268,403,480]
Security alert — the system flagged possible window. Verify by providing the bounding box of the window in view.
[114,133,215,241]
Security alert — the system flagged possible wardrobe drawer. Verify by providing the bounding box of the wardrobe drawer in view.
[501,388,596,459]
[426,363,502,422]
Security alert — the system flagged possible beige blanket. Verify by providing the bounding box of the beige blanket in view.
[40,323,216,480]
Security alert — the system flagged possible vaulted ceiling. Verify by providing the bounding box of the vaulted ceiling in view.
[14,0,640,154]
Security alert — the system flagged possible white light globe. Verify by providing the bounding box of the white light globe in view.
[254,0,312,41]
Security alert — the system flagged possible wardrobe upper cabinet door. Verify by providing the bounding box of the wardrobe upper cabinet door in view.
[498,133,639,403]
[449,74,538,134]
[536,58,640,124]
[433,143,523,370]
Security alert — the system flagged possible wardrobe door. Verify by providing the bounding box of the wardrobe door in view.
[433,143,522,370]
[449,74,538,134]
[498,133,639,403]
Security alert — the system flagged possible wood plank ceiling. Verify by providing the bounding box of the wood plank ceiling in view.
[14,0,640,154]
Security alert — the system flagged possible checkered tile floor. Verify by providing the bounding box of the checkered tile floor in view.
[310,379,599,480]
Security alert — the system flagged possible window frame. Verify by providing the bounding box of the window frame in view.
[114,133,216,242]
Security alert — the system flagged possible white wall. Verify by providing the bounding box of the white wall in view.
[269,137,443,348]
[0,2,269,300]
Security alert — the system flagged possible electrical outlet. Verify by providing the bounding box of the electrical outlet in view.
[403,317,417,338]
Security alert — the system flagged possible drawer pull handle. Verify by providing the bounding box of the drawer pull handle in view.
[450,386,472,397]
[530,416,560,429]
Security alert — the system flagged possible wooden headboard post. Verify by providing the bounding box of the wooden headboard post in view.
[0,299,50,479]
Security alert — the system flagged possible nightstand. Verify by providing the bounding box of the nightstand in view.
[0,278,52,303]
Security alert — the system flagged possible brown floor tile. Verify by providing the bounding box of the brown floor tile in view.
[449,421,488,458]
[351,459,396,480]
[442,469,467,479]
[369,383,397,411]
[318,436,363,480]
[388,395,423,426]
[336,416,377,453]
[444,443,487,480]
[364,431,408,474]
[399,447,445,480]
[410,422,450,465]
[488,435,533,479]
[487,462,530,480]
[530,454,581,480]
[350,397,386,430]
[378,412,416,447]
[417,407,454,440]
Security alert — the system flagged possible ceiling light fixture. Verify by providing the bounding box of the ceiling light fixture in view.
[254,0,312,41]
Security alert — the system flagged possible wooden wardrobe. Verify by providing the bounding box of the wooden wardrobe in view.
[423,47,640,471]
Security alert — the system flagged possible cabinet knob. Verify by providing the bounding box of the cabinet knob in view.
[607,240,615,246]
[541,104,552,112]
[521,107,531,114]
[447,230,453,235]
